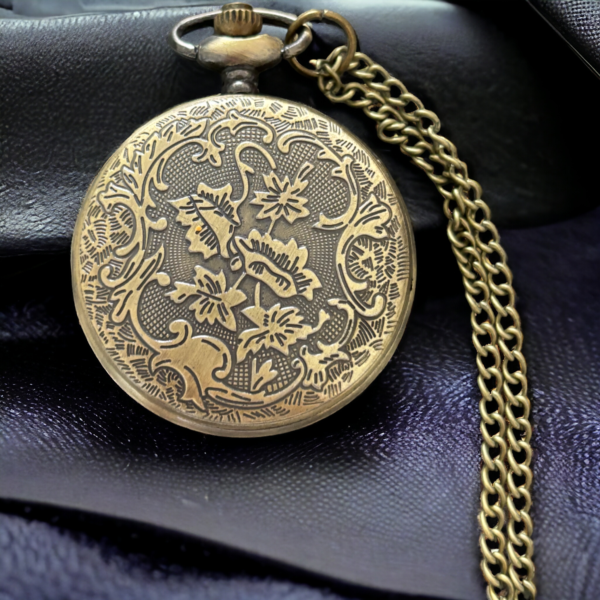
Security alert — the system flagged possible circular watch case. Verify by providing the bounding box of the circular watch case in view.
[72,95,415,437]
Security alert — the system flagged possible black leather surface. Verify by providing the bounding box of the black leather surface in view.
[529,0,600,78]
[2,0,600,255]
[3,205,600,600]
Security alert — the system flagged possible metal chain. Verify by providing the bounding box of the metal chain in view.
[310,46,536,600]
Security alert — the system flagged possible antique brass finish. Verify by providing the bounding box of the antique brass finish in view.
[72,3,537,596]
[196,33,283,72]
[214,3,262,37]
[170,7,313,93]
[72,95,415,437]
[168,8,312,63]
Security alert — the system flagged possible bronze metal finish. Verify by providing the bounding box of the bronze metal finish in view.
[196,33,283,72]
[168,8,312,63]
[73,4,537,597]
[72,94,415,437]
[169,7,313,93]
[214,3,262,37]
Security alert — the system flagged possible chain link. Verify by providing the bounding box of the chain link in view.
[311,47,536,599]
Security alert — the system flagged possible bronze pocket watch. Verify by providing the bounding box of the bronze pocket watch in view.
[71,3,536,595]
[72,4,416,438]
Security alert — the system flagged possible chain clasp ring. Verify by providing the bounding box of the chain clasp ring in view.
[285,9,358,78]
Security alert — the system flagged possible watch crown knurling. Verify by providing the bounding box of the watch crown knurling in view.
[215,3,263,37]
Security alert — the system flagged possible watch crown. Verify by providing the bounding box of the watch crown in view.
[215,3,263,37]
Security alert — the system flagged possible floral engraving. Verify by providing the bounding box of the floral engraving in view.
[300,342,351,391]
[251,163,312,229]
[250,358,278,392]
[237,284,329,363]
[74,96,413,430]
[170,182,241,259]
[235,230,322,301]
[167,265,247,332]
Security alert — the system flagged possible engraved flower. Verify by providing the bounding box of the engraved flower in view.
[82,204,133,266]
[250,163,312,227]
[167,265,247,331]
[235,230,321,301]
[237,294,329,363]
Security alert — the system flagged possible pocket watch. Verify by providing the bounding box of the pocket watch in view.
[72,3,416,437]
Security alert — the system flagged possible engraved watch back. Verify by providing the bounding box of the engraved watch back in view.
[71,5,415,436]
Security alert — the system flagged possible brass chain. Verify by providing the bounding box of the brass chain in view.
[306,46,536,599]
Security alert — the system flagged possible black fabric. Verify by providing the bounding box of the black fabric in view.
[528,0,600,78]
[2,0,600,255]
[0,512,347,600]
[1,503,407,600]
[3,207,600,600]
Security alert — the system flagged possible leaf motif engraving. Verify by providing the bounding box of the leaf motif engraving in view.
[300,342,351,391]
[117,121,207,205]
[235,230,321,300]
[347,236,402,307]
[120,133,162,199]
[250,359,278,392]
[82,204,134,268]
[108,247,170,325]
[170,183,241,259]
[78,94,414,424]
[167,265,247,331]
[237,302,329,363]
[346,193,391,241]
[250,163,312,226]
[277,130,359,231]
